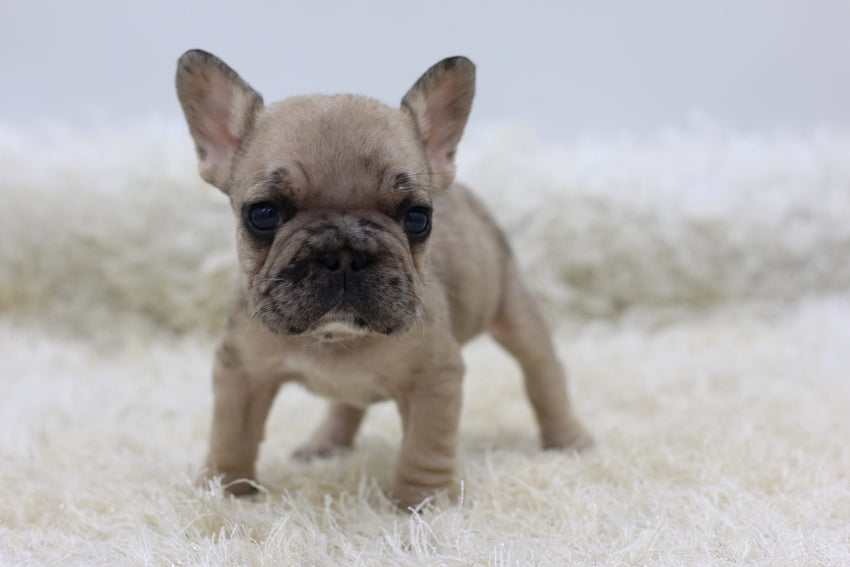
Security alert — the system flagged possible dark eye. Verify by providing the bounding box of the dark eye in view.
[402,206,432,241]
[244,202,283,238]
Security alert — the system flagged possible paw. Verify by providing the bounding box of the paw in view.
[542,420,595,452]
[390,480,456,513]
[291,439,350,461]
[197,467,262,498]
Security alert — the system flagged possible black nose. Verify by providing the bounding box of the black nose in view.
[318,248,374,273]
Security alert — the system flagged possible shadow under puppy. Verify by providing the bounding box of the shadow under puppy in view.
[175,50,592,510]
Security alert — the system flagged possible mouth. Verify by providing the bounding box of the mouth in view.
[307,310,373,342]
[256,289,417,340]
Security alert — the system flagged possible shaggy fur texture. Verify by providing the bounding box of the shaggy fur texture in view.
[1,121,848,565]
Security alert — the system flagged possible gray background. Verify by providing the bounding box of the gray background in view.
[2,0,849,141]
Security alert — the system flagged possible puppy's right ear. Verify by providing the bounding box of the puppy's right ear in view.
[176,50,264,191]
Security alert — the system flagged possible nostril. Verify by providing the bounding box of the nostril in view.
[350,250,374,272]
[319,251,342,271]
[317,248,374,273]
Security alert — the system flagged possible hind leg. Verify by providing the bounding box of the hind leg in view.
[489,266,593,450]
[292,402,366,460]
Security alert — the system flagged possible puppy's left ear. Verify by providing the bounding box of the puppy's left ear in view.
[401,56,475,192]
[176,49,264,192]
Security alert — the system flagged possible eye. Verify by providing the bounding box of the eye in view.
[402,206,432,242]
[244,201,284,238]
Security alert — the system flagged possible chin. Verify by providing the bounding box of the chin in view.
[307,320,374,343]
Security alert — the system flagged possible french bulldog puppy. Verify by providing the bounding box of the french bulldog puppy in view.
[176,49,591,510]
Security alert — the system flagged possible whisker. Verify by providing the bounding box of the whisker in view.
[244,295,271,336]
[253,274,286,286]
[405,171,454,177]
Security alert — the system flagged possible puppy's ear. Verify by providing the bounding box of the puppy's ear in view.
[176,49,264,191]
[401,56,475,192]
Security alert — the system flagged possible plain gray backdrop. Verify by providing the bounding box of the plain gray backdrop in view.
[2,0,849,141]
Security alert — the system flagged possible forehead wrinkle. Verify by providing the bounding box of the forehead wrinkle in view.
[394,171,433,204]
[291,160,314,195]
[241,167,293,202]
[239,170,274,202]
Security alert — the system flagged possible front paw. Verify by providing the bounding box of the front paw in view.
[197,467,262,497]
[390,480,456,512]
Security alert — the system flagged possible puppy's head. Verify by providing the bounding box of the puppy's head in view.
[176,50,475,341]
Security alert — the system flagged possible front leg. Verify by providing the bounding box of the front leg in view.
[392,358,464,511]
[202,348,281,496]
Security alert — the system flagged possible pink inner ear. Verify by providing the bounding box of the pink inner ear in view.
[193,82,241,166]
[424,77,467,170]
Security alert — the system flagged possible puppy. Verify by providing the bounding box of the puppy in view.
[176,50,591,510]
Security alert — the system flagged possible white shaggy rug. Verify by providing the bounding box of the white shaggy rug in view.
[1,121,849,566]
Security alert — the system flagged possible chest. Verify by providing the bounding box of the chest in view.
[279,349,396,407]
